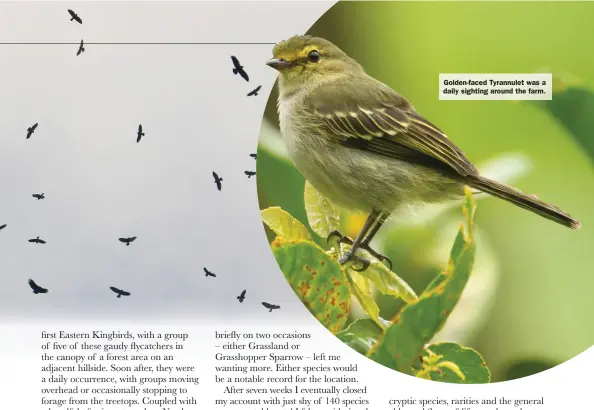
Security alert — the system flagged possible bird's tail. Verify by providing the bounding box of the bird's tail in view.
[70,17,74,21]
[233,69,238,74]
[466,175,580,230]
[117,294,121,298]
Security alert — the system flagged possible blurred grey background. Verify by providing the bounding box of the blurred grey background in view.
[0,1,333,322]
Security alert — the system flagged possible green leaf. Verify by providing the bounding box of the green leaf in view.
[351,251,418,304]
[417,342,490,384]
[369,188,478,376]
[346,272,383,328]
[303,181,341,238]
[336,318,383,356]
[261,206,312,241]
[271,238,350,333]
[532,81,594,162]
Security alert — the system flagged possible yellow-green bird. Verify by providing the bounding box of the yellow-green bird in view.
[266,35,580,269]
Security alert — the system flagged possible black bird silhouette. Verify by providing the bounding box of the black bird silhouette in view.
[0,224,6,231]
[28,236,46,244]
[262,302,280,312]
[32,193,45,200]
[245,171,256,178]
[249,153,257,159]
[137,124,144,143]
[77,39,85,56]
[237,290,246,303]
[68,9,82,24]
[110,286,130,298]
[212,172,223,191]
[26,123,38,139]
[203,267,216,278]
[28,279,48,294]
[119,237,137,246]
[231,56,249,82]
[247,85,262,97]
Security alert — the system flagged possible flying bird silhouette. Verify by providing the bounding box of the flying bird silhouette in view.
[68,9,82,24]
[77,39,85,56]
[28,236,46,244]
[118,237,137,246]
[0,224,6,231]
[249,153,257,159]
[110,286,130,298]
[244,171,256,178]
[237,290,246,303]
[32,193,45,200]
[28,279,48,294]
[26,123,38,139]
[247,85,262,96]
[137,124,144,143]
[203,267,216,278]
[231,56,249,82]
[262,302,280,312]
[212,172,223,191]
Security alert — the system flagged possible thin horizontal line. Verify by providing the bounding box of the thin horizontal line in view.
[0,42,275,45]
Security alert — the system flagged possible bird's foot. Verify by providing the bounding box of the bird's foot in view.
[359,241,393,271]
[327,230,392,271]
[327,230,354,246]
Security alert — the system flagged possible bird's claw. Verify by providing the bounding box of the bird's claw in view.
[327,230,354,245]
[329,230,391,271]
[360,242,393,271]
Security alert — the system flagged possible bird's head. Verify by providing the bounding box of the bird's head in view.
[266,35,363,97]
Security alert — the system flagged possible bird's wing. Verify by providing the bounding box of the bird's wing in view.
[28,239,35,242]
[138,124,142,133]
[121,290,131,296]
[262,302,272,308]
[0,224,6,229]
[110,286,121,293]
[32,123,38,130]
[241,71,249,82]
[28,279,37,288]
[118,238,126,243]
[129,237,136,242]
[68,9,75,16]
[231,56,239,66]
[39,239,46,243]
[212,171,218,179]
[304,78,478,177]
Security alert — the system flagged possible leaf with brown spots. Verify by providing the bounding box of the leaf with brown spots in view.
[272,240,350,333]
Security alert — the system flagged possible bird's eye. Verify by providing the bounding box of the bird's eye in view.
[307,50,320,63]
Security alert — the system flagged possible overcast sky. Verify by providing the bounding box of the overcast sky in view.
[0,1,333,322]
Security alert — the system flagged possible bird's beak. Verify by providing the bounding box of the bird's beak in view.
[266,58,291,70]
